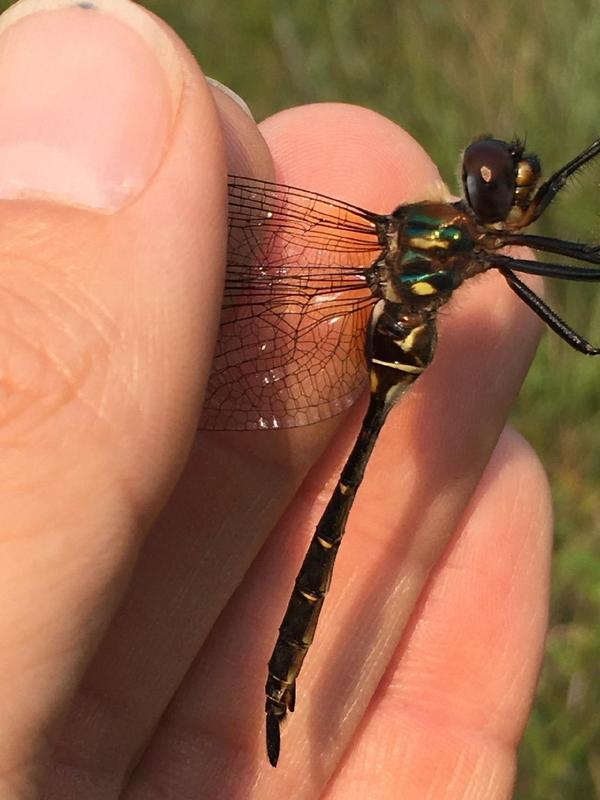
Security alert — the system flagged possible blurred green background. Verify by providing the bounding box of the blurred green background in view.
[153,3,599,796]
[14,0,600,794]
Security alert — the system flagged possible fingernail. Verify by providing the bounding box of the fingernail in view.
[205,77,254,121]
[0,0,183,211]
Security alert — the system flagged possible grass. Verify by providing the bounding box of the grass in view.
[4,0,597,794]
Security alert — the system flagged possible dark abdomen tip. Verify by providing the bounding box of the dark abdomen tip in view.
[266,711,281,767]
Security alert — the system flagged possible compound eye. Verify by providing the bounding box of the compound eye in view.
[462,139,515,223]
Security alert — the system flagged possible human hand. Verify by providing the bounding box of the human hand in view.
[0,2,551,798]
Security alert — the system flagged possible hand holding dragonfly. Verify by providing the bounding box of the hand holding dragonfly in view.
[0,2,562,798]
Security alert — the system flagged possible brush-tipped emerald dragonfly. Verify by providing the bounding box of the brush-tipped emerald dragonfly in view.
[201,136,600,766]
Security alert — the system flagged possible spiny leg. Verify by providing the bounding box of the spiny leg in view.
[492,252,600,281]
[500,267,599,355]
[499,233,600,268]
[525,137,600,223]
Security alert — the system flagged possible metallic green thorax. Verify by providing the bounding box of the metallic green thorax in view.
[374,201,485,306]
[404,211,472,250]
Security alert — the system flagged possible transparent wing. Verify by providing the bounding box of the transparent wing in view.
[201,176,386,430]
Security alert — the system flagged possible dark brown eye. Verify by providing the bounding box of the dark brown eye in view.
[462,139,515,223]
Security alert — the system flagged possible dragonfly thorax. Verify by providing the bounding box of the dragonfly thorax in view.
[382,201,476,308]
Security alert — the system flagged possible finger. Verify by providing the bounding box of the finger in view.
[0,0,225,791]
[117,111,540,797]
[43,75,283,797]
[325,429,551,800]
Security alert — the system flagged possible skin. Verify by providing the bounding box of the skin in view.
[0,3,552,798]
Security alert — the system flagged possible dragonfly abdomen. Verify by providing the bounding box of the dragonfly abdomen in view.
[264,304,439,766]
[264,473,361,767]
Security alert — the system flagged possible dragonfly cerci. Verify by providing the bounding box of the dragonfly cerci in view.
[201,136,600,767]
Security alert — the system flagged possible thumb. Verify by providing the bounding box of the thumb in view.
[0,0,225,784]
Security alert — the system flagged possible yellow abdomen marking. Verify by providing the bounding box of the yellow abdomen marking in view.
[371,358,425,374]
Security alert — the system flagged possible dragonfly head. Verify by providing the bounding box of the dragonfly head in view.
[462,138,541,226]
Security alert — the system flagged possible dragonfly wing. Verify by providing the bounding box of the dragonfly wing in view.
[201,177,385,430]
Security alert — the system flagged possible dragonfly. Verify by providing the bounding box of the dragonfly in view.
[201,136,600,767]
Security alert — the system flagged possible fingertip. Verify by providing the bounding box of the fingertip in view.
[482,425,553,536]
[206,98,441,208]
[207,81,275,179]
[260,102,442,210]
